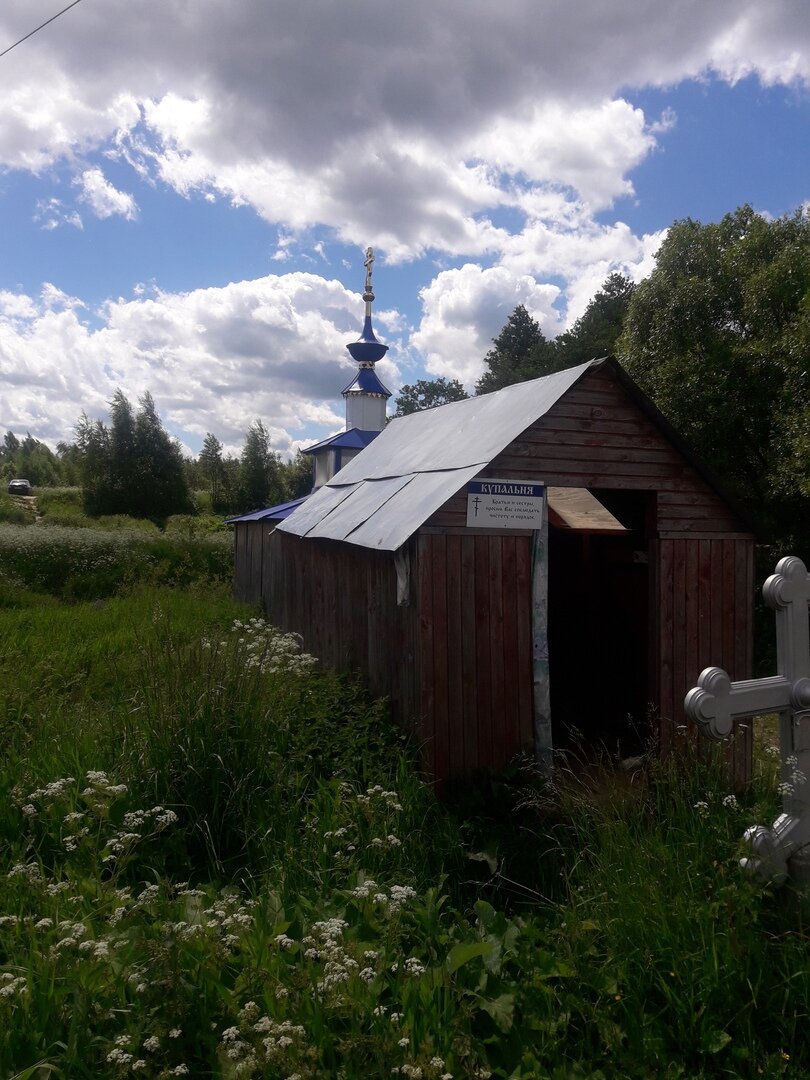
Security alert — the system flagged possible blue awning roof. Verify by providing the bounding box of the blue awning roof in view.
[303,428,381,455]
[341,367,392,398]
[226,495,309,524]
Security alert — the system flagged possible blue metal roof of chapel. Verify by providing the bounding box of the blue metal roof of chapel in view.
[341,366,392,398]
[302,427,381,455]
[226,495,309,524]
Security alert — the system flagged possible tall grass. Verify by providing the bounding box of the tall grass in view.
[0,523,232,601]
[1,569,809,1075]
[0,491,35,525]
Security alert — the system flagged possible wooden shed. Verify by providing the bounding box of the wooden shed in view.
[261,358,755,786]
[232,497,307,604]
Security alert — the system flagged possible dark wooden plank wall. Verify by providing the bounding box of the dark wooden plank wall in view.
[233,524,252,602]
[233,522,278,604]
[422,365,755,779]
[426,368,750,531]
[417,531,534,781]
[263,530,419,741]
[654,537,753,784]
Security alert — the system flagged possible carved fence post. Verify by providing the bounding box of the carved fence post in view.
[685,556,810,885]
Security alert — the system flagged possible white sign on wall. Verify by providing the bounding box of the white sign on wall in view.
[466,478,546,529]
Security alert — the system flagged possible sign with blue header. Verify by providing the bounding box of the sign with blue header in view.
[466,478,546,529]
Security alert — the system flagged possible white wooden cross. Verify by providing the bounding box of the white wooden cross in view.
[685,556,810,885]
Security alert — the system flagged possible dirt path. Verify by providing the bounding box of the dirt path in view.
[9,493,42,522]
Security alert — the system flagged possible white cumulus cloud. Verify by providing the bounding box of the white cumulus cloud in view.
[76,168,137,220]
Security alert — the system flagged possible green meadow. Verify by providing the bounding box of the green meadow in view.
[1,518,809,1079]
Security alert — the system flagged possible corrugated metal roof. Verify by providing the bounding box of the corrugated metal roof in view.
[278,360,598,551]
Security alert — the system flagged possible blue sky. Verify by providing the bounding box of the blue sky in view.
[0,0,808,457]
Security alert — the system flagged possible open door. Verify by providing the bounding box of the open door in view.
[547,488,652,757]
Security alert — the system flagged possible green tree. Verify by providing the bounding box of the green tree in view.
[281,449,314,500]
[106,390,137,515]
[392,377,469,416]
[617,205,810,551]
[2,432,20,459]
[75,413,111,512]
[475,305,557,394]
[199,432,227,511]
[132,392,193,520]
[55,441,83,486]
[238,420,285,512]
[555,273,635,367]
[75,391,193,521]
[0,432,66,486]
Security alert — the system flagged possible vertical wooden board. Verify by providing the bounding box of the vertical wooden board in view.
[460,534,479,776]
[389,552,403,709]
[444,533,465,779]
[332,548,344,667]
[514,534,533,749]
[279,534,290,626]
[272,532,285,627]
[313,544,328,660]
[234,526,246,601]
[326,546,340,667]
[656,539,675,748]
[366,554,381,693]
[721,540,736,676]
[647,537,660,729]
[733,541,753,681]
[732,540,754,786]
[292,539,303,639]
[488,536,506,769]
[250,525,264,601]
[417,533,436,778]
[500,534,520,766]
[403,540,420,736]
[671,540,687,741]
[262,530,274,619]
[261,527,274,615]
[697,539,712,677]
[430,533,450,785]
[709,539,724,663]
[684,540,700,695]
[474,535,493,773]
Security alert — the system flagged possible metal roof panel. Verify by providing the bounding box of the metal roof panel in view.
[279,361,598,550]
[227,496,309,523]
[332,360,595,483]
[343,466,483,550]
[304,475,413,541]
[277,483,357,537]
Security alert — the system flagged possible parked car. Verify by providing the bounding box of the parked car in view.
[7,479,32,496]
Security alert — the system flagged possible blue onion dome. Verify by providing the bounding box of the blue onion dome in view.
[346,247,389,365]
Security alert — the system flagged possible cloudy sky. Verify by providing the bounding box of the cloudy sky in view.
[1,0,808,457]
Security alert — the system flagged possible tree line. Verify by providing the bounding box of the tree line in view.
[2,399,313,522]
[4,204,807,543]
[393,206,810,558]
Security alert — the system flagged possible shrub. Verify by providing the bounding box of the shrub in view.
[164,514,229,539]
[0,524,233,600]
[0,491,35,525]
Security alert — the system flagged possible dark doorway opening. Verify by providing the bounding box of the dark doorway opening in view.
[548,489,652,758]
